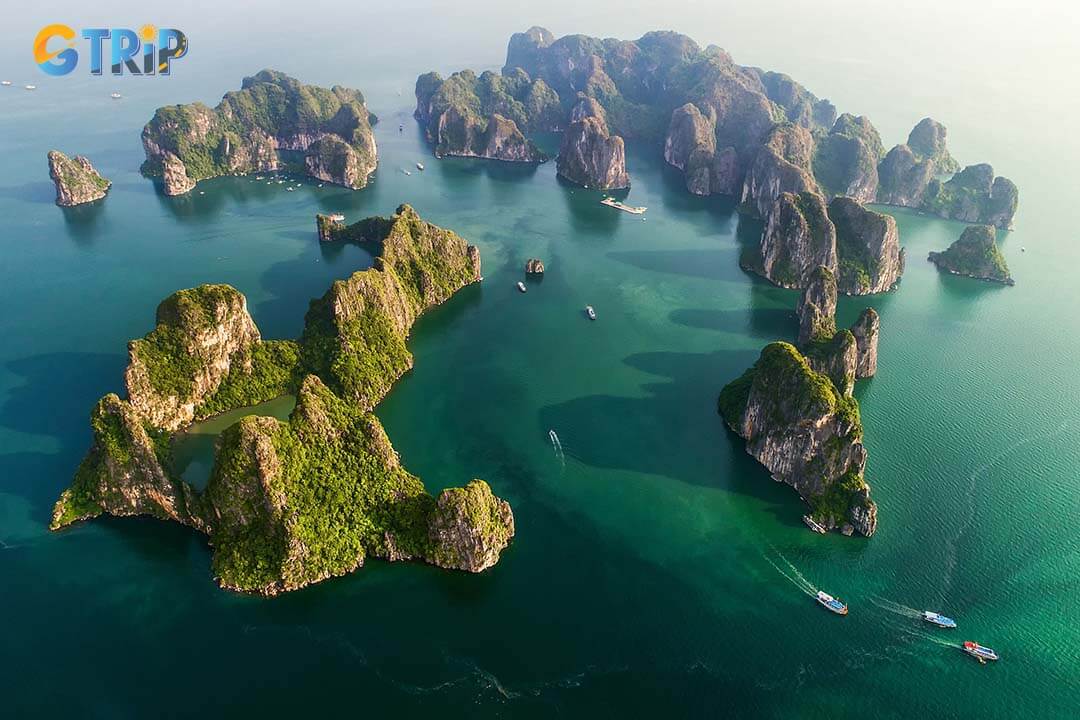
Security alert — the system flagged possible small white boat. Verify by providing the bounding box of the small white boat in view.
[803,515,827,534]
[318,183,324,188]
[286,187,295,192]
[402,169,411,176]
[416,162,425,171]
[1021,246,1026,252]
[1,81,12,86]
[516,281,527,293]
[24,84,37,91]
[585,306,597,320]
[923,611,957,629]
[110,92,122,99]
[816,591,848,615]
[962,641,999,664]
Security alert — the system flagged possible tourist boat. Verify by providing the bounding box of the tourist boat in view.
[399,123,404,132]
[923,611,957,629]
[962,641,999,664]
[24,84,36,90]
[586,305,597,320]
[416,162,425,171]
[402,169,411,176]
[516,281,527,293]
[1,80,12,86]
[600,196,646,215]
[816,591,848,615]
[110,92,122,99]
[803,515,827,534]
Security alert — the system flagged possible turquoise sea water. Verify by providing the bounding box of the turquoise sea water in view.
[1,6,1079,717]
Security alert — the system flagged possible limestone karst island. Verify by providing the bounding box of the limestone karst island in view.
[8,4,1073,718]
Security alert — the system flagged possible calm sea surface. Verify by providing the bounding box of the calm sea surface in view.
[1,7,1077,717]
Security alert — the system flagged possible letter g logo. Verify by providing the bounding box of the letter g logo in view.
[34,24,78,76]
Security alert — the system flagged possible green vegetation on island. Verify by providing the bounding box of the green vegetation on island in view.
[928,224,1014,285]
[414,68,559,161]
[47,150,111,207]
[141,69,378,195]
[51,206,513,595]
[719,341,875,536]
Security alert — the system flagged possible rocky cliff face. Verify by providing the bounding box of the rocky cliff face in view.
[928,224,1014,285]
[906,117,960,175]
[47,151,111,206]
[503,27,832,190]
[796,265,879,388]
[300,204,482,408]
[812,114,883,202]
[51,207,514,595]
[805,330,858,397]
[740,123,818,218]
[876,144,934,207]
[556,100,629,189]
[125,285,261,432]
[718,342,877,536]
[828,196,904,295]
[316,213,345,242]
[142,69,378,192]
[921,164,1018,229]
[304,132,377,190]
[50,394,203,531]
[663,103,740,196]
[414,68,557,162]
[796,265,838,345]
[877,118,957,207]
[850,308,880,379]
[759,191,837,288]
[876,120,1019,229]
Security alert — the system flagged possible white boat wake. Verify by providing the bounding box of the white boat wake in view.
[941,418,1073,595]
[548,429,565,468]
[869,595,923,619]
[764,549,818,598]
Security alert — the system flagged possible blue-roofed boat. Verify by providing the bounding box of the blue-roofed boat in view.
[923,611,957,629]
[962,641,999,664]
[816,591,848,615]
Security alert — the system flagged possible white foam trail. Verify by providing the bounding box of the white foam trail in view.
[764,554,816,597]
[774,549,818,595]
[942,418,1072,594]
[548,429,565,468]
[892,621,960,650]
[870,595,923,619]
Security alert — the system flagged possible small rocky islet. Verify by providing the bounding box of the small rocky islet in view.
[929,224,1014,285]
[51,205,514,595]
[47,150,111,206]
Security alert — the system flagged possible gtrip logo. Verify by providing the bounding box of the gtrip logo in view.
[34,24,188,77]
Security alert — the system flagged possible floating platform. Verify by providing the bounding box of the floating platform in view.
[601,197,646,214]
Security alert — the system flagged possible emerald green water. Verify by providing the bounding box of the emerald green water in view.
[1,7,1078,717]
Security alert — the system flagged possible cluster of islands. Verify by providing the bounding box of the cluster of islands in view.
[46,27,1019,594]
